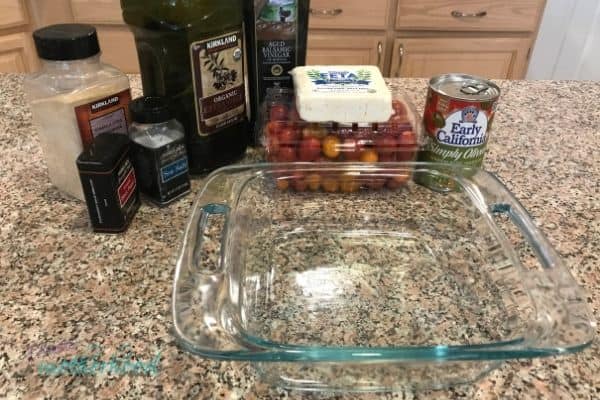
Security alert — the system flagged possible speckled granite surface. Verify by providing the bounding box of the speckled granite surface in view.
[0,74,598,399]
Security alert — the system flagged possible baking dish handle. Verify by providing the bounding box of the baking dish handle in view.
[172,200,253,356]
[469,171,595,351]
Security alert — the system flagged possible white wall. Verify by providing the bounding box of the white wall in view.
[527,0,600,80]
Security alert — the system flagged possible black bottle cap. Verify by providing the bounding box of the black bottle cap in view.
[77,133,131,173]
[129,96,173,124]
[33,24,100,61]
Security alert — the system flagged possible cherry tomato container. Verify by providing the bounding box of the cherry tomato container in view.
[257,88,424,192]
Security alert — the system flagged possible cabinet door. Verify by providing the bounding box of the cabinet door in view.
[69,0,123,24]
[395,0,545,32]
[0,32,37,72]
[389,37,530,79]
[0,0,28,29]
[307,33,385,70]
[309,0,391,30]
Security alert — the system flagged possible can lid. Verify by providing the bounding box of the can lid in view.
[33,24,100,61]
[129,96,174,124]
[429,74,500,102]
[77,133,130,173]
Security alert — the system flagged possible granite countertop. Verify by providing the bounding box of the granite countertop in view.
[1,74,598,399]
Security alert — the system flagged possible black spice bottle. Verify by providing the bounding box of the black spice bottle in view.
[129,96,191,206]
[121,0,248,174]
[77,133,140,233]
[245,0,310,144]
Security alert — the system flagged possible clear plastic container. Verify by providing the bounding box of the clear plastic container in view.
[257,88,423,191]
[25,24,131,200]
[172,162,595,392]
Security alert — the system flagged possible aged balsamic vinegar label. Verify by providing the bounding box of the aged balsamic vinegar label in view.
[255,0,298,104]
[190,29,246,136]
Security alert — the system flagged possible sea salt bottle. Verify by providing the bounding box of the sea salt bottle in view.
[25,24,131,200]
[128,96,190,205]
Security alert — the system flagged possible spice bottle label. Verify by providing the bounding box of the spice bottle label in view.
[74,89,132,149]
[131,139,190,205]
[190,29,246,136]
[117,158,138,210]
[255,0,298,104]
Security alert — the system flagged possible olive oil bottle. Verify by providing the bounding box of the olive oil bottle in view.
[121,0,248,173]
[245,0,310,144]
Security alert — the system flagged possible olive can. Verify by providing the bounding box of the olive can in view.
[417,73,500,191]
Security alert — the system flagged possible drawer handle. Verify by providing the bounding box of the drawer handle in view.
[451,10,487,18]
[377,41,383,67]
[392,43,404,78]
[310,8,343,17]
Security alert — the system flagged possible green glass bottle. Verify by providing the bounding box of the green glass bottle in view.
[245,0,310,145]
[121,0,248,174]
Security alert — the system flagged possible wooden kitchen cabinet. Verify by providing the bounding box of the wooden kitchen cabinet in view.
[389,37,531,79]
[307,33,385,69]
[0,32,37,72]
[391,0,545,79]
[4,0,546,78]
[395,0,544,32]
[309,0,391,30]
[0,0,37,72]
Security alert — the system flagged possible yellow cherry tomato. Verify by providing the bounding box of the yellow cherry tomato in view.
[359,149,379,163]
[305,173,322,191]
[321,176,339,193]
[321,135,341,159]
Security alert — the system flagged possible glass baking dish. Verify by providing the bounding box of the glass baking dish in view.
[172,162,595,392]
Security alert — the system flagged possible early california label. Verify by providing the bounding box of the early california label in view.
[419,73,500,190]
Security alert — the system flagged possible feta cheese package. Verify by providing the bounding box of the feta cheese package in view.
[290,65,393,123]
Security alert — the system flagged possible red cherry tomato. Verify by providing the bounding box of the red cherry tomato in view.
[270,104,288,121]
[267,134,280,156]
[298,137,322,161]
[392,99,407,117]
[398,130,417,147]
[387,174,410,189]
[375,135,398,154]
[378,153,396,162]
[388,115,412,136]
[278,126,301,146]
[292,174,308,191]
[397,130,417,161]
[266,121,282,137]
[367,178,386,190]
[277,146,296,162]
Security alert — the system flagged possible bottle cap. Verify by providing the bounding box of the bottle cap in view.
[77,133,131,173]
[33,24,100,61]
[129,96,174,124]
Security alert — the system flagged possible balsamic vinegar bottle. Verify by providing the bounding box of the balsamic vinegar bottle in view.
[121,0,248,173]
[245,0,310,145]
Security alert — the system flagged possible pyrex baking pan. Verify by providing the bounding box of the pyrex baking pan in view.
[172,162,594,392]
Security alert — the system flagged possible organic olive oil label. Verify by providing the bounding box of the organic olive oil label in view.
[190,29,246,136]
[255,0,298,104]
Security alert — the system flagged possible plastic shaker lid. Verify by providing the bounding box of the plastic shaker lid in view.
[33,24,100,61]
[129,96,174,124]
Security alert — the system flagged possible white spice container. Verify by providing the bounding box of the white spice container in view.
[25,24,132,200]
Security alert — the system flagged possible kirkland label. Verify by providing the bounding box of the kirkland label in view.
[190,30,246,136]
[75,89,132,149]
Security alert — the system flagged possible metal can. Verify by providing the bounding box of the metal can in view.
[417,73,500,191]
